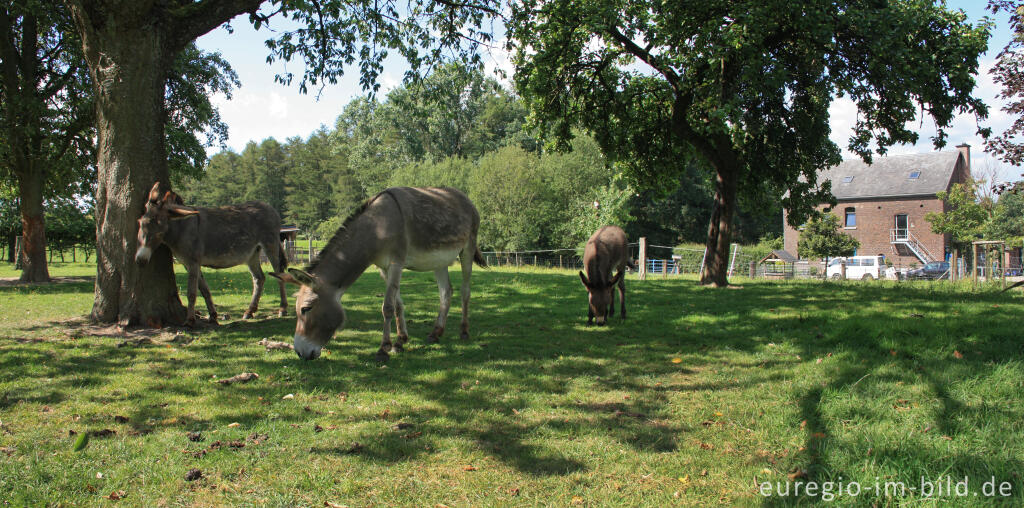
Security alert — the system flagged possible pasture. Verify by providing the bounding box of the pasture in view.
[1,263,1022,506]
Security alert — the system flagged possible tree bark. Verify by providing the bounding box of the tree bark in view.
[67,2,186,326]
[17,171,50,282]
[699,160,739,287]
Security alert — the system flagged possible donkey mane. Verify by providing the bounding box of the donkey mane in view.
[305,191,385,272]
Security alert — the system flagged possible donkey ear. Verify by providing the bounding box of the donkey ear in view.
[287,268,318,287]
[148,182,162,202]
[167,206,199,220]
[269,271,300,285]
[578,271,590,288]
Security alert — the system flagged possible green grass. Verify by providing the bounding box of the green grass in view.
[1,262,1022,506]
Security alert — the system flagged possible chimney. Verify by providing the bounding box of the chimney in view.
[956,143,971,179]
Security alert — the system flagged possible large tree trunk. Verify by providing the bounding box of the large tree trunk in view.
[68,4,186,326]
[699,162,739,287]
[17,171,49,282]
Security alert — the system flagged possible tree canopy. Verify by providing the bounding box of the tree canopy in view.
[797,211,860,262]
[506,0,990,286]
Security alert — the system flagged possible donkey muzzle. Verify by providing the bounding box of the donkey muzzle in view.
[294,334,322,360]
[134,246,153,266]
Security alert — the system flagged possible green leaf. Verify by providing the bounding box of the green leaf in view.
[73,432,89,452]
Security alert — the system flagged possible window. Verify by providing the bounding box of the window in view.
[847,258,861,267]
[845,207,856,227]
[842,176,854,183]
[909,171,921,179]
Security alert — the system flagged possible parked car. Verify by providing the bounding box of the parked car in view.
[907,261,950,280]
[826,255,886,280]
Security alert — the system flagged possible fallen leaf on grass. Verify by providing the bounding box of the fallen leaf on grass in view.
[107,490,127,501]
[259,339,293,351]
[113,415,129,423]
[73,432,89,451]
[810,432,826,439]
[671,358,683,364]
[227,422,240,428]
[217,372,259,385]
[571,495,584,505]
[509,487,520,496]
[324,502,348,508]
[941,435,953,441]
[463,465,477,471]
[698,442,713,450]
[787,469,807,480]
[282,394,294,400]
[762,468,773,475]
[313,424,323,433]
[184,468,203,482]
[799,420,807,429]
[678,475,690,485]
[187,431,203,442]
[952,350,964,360]
[0,446,14,456]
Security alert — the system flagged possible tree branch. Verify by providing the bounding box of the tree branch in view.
[168,0,265,52]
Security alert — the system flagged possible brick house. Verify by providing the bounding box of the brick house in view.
[783,144,972,268]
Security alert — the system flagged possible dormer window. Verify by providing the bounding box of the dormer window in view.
[842,176,854,183]
[908,171,921,179]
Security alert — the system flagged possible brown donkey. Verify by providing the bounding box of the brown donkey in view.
[135,183,288,325]
[271,187,485,361]
[579,225,632,326]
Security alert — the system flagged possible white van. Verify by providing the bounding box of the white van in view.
[826,255,886,280]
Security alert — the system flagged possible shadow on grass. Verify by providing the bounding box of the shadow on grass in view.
[2,269,1023,492]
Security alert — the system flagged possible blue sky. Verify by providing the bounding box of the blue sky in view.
[195,1,1020,185]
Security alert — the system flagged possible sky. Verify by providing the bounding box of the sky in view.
[195,1,1021,185]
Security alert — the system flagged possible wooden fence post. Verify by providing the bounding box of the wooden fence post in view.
[638,237,647,281]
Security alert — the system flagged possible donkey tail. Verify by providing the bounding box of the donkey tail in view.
[473,245,487,268]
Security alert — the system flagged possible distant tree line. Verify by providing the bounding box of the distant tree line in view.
[183,64,782,252]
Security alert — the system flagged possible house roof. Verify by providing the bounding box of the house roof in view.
[760,250,798,264]
[818,151,962,200]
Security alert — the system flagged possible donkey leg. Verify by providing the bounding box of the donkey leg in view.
[427,268,452,344]
[617,271,627,319]
[392,288,409,352]
[198,274,218,324]
[458,250,473,340]
[242,252,265,319]
[184,263,200,326]
[377,263,403,361]
[268,241,288,316]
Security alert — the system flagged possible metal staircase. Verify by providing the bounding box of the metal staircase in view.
[890,229,935,263]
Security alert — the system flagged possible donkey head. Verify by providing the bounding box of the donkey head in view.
[135,182,199,265]
[270,268,344,360]
[579,271,622,326]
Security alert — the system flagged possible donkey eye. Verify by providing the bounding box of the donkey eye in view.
[300,306,312,315]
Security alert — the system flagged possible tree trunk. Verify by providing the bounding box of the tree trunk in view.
[699,162,739,287]
[68,5,185,326]
[17,170,50,282]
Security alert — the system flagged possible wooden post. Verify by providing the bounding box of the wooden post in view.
[559,255,563,269]
[749,260,756,278]
[638,237,647,281]
[308,236,314,264]
[972,243,978,284]
[840,261,846,280]
[1002,243,1007,290]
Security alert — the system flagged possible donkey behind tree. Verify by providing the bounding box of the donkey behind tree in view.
[579,225,633,325]
[135,183,288,325]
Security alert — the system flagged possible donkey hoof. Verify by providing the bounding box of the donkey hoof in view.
[426,335,440,344]
[392,342,405,353]
[375,350,390,362]
[277,308,287,317]
[242,311,255,320]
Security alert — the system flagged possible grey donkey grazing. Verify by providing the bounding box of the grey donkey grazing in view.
[135,182,288,326]
[579,225,633,326]
[271,187,485,361]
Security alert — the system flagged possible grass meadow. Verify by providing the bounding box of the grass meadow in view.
[0,262,1022,506]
